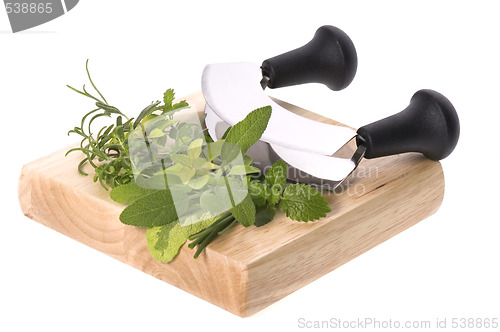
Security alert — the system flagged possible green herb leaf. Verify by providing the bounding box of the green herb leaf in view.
[188,174,209,190]
[146,214,219,263]
[266,160,287,192]
[228,165,261,176]
[248,181,268,207]
[268,186,282,205]
[265,160,287,204]
[119,190,179,227]
[279,183,331,222]
[110,182,156,204]
[200,192,227,214]
[231,194,256,227]
[172,100,189,110]
[224,106,272,154]
[163,88,175,110]
[255,203,276,227]
[133,101,161,129]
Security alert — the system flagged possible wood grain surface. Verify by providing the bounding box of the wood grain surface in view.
[18,91,445,317]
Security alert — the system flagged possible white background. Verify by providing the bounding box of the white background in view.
[1,1,499,331]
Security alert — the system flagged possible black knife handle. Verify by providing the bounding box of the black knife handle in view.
[261,25,357,91]
[356,89,460,160]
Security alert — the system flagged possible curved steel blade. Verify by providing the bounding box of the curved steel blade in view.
[202,62,356,156]
[205,104,357,188]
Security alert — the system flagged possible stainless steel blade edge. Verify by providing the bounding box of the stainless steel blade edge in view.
[205,103,356,187]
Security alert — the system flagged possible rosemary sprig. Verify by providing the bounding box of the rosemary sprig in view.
[66,60,134,189]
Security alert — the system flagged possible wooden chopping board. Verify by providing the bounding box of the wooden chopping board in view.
[18,91,445,317]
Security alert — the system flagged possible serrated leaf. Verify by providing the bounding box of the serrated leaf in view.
[110,182,156,204]
[279,184,331,222]
[231,194,256,227]
[119,190,179,227]
[146,214,219,263]
[171,100,189,110]
[268,186,282,205]
[163,88,175,109]
[224,106,272,154]
[265,159,287,196]
[254,204,276,227]
[248,181,268,207]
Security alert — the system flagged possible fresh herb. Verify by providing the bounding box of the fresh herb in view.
[109,182,156,204]
[119,190,179,227]
[250,161,331,222]
[185,159,331,258]
[68,61,332,264]
[279,183,331,221]
[264,159,287,204]
[224,106,272,154]
[113,106,272,260]
[66,60,189,190]
[66,60,133,189]
[254,204,277,227]
[147,213,220,262]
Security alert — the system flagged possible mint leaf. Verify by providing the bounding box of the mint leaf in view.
[146,214,219,263]
[224,106,272,154]
[268,186,282,205]
[255,203,276,227]
[110,182,156,204]
[279,184,331,222]
[231,194,256,227]
[265,160,287,204]
[266,160,287,190]
[248,181,268,207]
[119,190,179,227]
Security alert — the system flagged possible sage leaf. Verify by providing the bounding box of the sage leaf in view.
[110,182,156,204]
[119,190,179,227]
[231,194,256,227]
[224,106,272,154]
[146,213,219,263]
